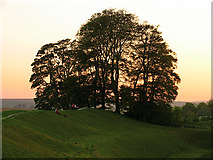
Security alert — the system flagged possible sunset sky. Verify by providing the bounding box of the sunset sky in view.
[0,0,211,102]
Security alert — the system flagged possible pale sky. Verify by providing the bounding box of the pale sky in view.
[0,0,211,102]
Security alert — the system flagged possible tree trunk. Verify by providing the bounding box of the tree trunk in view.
[87,96,90,108]
[93,65,98,109]
[114,59,120,113]
[101,88,106,109]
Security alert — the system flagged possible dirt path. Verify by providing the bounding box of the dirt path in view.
[1,112,22,120]
[1,109,34,120]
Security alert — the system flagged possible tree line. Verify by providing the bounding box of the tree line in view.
[171,100,212,127]
[30,9,181,124]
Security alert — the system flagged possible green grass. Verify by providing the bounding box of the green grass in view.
[183,121,212,129]
[2,109,211,158]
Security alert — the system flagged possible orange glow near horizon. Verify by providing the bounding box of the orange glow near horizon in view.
[1,0,211,102]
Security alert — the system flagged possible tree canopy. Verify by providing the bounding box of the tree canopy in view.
[30,9,181,120]
[76,9,138,112]
[30,39,79,109]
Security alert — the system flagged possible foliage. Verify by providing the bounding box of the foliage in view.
[181,102,197,122]
[30,8,182,127]
[128,101,172,126]
[196,102,211,117]
[30,39,79,109]
[63,76,92,108]
[76,9,138,112]
[170,101,212,127]
[171,106,183,126]
[128,24,181,103]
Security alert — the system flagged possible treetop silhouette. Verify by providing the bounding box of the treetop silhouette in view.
[30,9,181,117]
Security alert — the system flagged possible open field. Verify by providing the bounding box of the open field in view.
[2,109,211,158]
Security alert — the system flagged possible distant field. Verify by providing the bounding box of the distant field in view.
[1,99,35,109]
[2,109,211,158]
[1,108,34,112]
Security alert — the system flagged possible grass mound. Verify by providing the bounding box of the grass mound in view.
[2,109,211,158]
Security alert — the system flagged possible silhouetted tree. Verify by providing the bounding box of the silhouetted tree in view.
[30,39,78,109]
[77,9,138,112]
[30,8,181,123]
[129,24,181,103]
[123,23,181,119]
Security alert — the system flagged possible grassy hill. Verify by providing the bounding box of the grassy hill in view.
[2,109,211,158]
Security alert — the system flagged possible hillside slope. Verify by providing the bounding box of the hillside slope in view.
[2,109,211,158]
